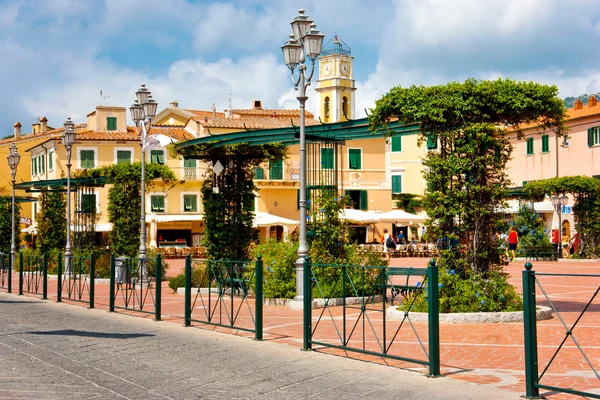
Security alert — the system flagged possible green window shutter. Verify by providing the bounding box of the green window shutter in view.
[392,175,402,194]
[32,158,37,175]
[40,154,45,173]
[81,194,96,213]
[321,148,334,169]
[588,128,595,147]
[116,150,131,164]
[269,160,283,179]
[184,195,197,212]
[107,117,117,131]
[151,196,165,212]
[426,134,437,150]
[151,150,165,164]
[391,136,402,152]
[81,150,95,168]
[48,152,53,170]
[359,190,368,210]
[183,157,196,168]
[526,138,534,155]
[254,167,264,179]
[542,135,549,153]
[349,149,361,169]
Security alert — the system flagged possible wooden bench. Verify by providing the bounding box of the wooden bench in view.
[523,246,557,261]
[372,267,427,303]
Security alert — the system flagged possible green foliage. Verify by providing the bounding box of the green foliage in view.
[513,203,551,253]
[168,274,186,292]
[36,189,66,252]
[0,197,21,254]
[370,78,566,273]
[392,193,423,214]
[525,176,600,257]
[252,240,298,299]
[563,93,600,108]
[307,189,350,263]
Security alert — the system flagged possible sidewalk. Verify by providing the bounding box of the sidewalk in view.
[0,292,519,399]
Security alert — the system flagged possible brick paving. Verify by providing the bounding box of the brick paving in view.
[1,257,598,399]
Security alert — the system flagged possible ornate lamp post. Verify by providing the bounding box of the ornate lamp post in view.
[551,194,568,258]
[62,118,76,274]
[130,85,158,262]
[281,9,324,300]
[7,143,20,293]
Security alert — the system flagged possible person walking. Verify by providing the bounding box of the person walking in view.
[508,226,519,261]
[381,228,395,262]
[562,229,570,258]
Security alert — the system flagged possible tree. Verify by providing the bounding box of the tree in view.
[393,193,422,214]
[0,196,21,254]
[512,202,551,252]
[36,189,66,252]
[370,78,566,272]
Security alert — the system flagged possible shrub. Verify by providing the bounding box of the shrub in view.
[168,274,185,292]
[251,240,298,299]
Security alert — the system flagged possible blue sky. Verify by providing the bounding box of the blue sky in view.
[2,0,600,133]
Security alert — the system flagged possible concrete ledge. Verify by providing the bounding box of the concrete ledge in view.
[386,305,553,323]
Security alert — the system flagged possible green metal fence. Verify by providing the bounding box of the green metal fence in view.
[0,253,9,291]
[18,253,48,299]
[184,255,263,340]
[303,258,440,377]
[58,253,96,308]
[109,254,162,321]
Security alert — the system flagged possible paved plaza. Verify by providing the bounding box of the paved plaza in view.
[1,257,598,399]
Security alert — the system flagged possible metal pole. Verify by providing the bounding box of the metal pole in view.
[427,258,441,377]
[9,171,16,294]
[255,256,263,341]
[89,253,95,309]
[154,253,162,321]
[295,69,308,301]
[42,253,48,300]
[522,262,541,398]
[65,145,72,275]
[139,120,147,263]
[57,252,62,302]
[302,257,312,351]
[184,254,191,327]
[109,254,115,312]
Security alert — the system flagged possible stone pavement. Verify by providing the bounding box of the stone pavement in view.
[0,292,519,399]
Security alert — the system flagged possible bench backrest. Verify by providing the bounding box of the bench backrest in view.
[387,267,428,276]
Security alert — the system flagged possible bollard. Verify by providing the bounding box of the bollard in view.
[155,254,162,321]
[42,253,48,300]
[255,256,263,341]
[427,258,441,377]
[184,254,191,326]
[523,262,541,398]
[302,257,312,351]
[8,252,12,294]
[57,253,62,302]
[109,254,115,312]
[18,252,23,295]
[89,253,95,309]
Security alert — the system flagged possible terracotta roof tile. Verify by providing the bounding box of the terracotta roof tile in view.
[519,98,600,131]
[231,109,315,118]
[146,126,193,141]
[199,115,320,129]
[184,109,226,122]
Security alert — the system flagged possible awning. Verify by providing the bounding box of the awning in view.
[501,201,556,214]
[150,214,204,223]
[339,209,381,224]
[376,209,426,224]
[253,212,298,228]
[21,224,37,234]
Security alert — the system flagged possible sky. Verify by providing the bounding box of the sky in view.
[1,0,600,134]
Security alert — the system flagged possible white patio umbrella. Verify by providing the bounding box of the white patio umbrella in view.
[339,209,381,224]
[377,209,426,224]
[253,211,299,228]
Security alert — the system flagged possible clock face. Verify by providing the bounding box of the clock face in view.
[323,62,332,76]
[341,62,350,76]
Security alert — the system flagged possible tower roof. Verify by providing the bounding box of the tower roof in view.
[320,35,351,57]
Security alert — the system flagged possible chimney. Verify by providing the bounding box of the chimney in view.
[40,116,48,133]
[574,99,583,110]
[204,116,208,123]
[252,100,263,110]
[13,122,21,140]
[170,100,178,108]
[589,96,598,107]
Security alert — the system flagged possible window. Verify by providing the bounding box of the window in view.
[150,150,165,164]
[80,150,95,169]
[392,175,402,194]
[541,134,549,153]
[391,136,402,152]
[183,194,198,212]
[39,154,45,173]
[116,150,131,165]
[526,138,534,155]
[48,151,53,170]
[79,194,96,213]
[345,190,368,210]
[588,127,600,147]
[348,148,362,170]
[269,160,283,179]
[32,157,37,175]
[324,96,330,122]
[183,157,196,168]
[151,195,165,212]
[426,134,437,150]
[107,117,117,131]
[342,96,348,119]
[254,167,265,179]
[321,148,334,170]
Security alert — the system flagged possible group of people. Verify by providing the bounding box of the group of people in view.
[552,229,581,258]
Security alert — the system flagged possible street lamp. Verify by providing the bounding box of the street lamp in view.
[130,85,158,263]
[62,118,76,274]
[7,143,20,293]
[281,9,324,301]
[551,194,568,258]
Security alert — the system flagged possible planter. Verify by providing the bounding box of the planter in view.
[266,295,383,309]
[386,305,553,323]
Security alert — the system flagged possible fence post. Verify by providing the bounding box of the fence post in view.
[18,252,23,295]
[7,252,12,293]
[184,254,191,326]
[523,262,541,398]
[57,252,62,302]
[109,254,115,312]
[255,255,263,341]
[154,253,162,321]
[42,253,48,300]
[427,258,441,377]
[89,253,95,309]
[302,257,312,351]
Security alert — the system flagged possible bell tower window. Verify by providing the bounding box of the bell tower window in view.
[342,96,349,120]
[324,97,330,122]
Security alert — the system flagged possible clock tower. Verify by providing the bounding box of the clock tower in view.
[316,35,356,123]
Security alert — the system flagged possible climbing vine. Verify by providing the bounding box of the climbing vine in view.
[36,189,66,252]
[0,195,21,254]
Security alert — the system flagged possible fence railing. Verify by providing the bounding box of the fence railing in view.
[0,253,10,292]
[19,253,47,299]
[303,258,440,377]
[59,253,96,308]
[523,262,600,399]
[109,254,162,320]
[184,255,263,339]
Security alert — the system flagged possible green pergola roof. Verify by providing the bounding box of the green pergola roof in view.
[175,117,421,151]
[0,196,38,203]
[14,177,107,193]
